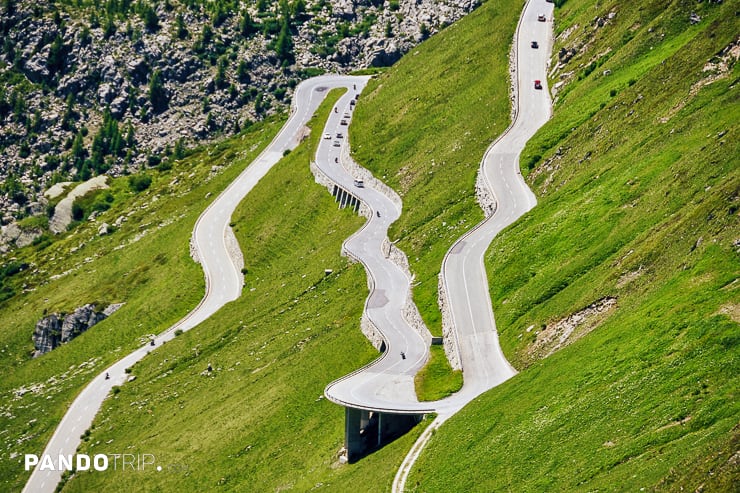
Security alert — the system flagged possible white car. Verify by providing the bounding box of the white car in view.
[333,141,341,147]
[323,133,331,139]
[537,14,546,22]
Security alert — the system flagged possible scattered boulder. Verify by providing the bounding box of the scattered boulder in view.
[23,51,50,83]
[32,303,124,357]
[0,222,43,251]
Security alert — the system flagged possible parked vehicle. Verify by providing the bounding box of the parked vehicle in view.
[353,179,364,188]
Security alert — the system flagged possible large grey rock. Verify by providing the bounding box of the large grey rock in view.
[98,83,116,105]
[366,38,403,67]
[23,51,50,83]
[0,222,43,249]
[32,303,122,357]
[57,69,91,96]
[110,95,129,119]
[126,57,149,84]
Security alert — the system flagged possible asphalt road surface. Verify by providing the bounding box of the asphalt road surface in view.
[318,84,436,413]
[394,1,554,489]
[25,0,553,482]
[324,0,554,418]
[436,0,554,410]
[23,75,366,493]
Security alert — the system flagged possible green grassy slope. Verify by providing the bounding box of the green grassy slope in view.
[351,0,523,336]
[410,0,739,490]
[60,91,432,493]
[0,119,284,491]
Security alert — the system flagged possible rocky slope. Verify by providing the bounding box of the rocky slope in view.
[0,0,477,230]
[32,302,123,356]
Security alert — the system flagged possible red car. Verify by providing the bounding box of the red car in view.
[534,80,542,90]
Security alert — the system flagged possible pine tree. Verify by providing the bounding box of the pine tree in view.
[239,11,256,38]
[236,60,250,83]
[47,34,66,75]
[124,122,135,148]
[274,20,293,63]
[215,56,228,89]
[173,137,185,160]
[290,0,306,23]
[62,93,75,131]
[174,13,188,39]
[148,69,168,113]
[141,4,159,31]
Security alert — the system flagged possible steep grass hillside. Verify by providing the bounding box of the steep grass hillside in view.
[351,0,522,337]
[408,0,739,490]
[0,117,284,490]
[3,0,525,487]
[58,91,434,492]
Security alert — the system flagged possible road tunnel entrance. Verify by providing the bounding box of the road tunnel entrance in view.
[332,184,361,212]
[344,407,423,463]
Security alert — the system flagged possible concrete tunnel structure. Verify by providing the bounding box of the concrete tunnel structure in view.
[332,184,361,212]
[328,179,425,462]
[344,407,423,463]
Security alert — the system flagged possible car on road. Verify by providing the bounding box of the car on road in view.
[531,41,539,49]
[353,179,364,188]
[340,119,348,125]
[323,133,331,139]
[537,13,546,21]
[336,133,344,138]
[534,80,542,90]
[350,100,356,107]
[333,141,341,147]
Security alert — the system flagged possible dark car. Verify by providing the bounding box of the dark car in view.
[531,41,539,49]
[534,80,542,90]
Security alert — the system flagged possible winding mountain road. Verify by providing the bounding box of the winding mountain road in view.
[25,0,553,487]
[323,0,554,421]
[317,84,436,413]
[23,75,367,493]
[394,1,554,489]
